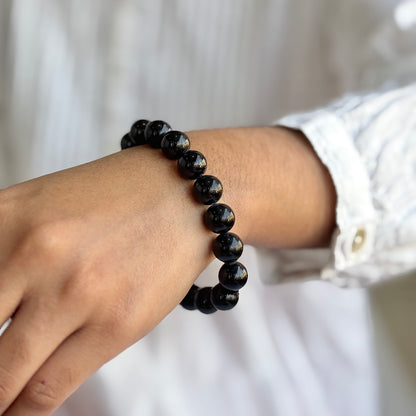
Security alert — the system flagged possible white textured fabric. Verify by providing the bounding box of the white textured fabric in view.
[260,84,416,288]
[1,0,416,415]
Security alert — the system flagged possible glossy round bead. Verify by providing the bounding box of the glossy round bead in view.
[212,232,244,263]
[211,284,239,310]
[204,203,235,233]
[120,133,135,149]
[177,150,207,179]
[218,262,248,290]
[180,284,199,310]
[130,119,149,145]
[161,130,190,160]
[193,175,223,205]
[144,120,172,148]
[195,287,217,314]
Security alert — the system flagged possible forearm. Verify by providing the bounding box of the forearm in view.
[187,126,337,249]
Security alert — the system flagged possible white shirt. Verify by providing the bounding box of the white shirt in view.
[1,0,415,415]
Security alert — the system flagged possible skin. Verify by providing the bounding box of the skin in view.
[0,126,336,415]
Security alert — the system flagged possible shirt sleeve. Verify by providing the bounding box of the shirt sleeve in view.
[257,83,416,288]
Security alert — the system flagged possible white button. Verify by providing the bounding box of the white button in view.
[352,228,366,252]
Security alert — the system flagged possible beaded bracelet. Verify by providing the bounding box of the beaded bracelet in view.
[120,119,248,314]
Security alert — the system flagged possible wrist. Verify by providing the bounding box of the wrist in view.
[120,122,248,313]
[184,129,253,243]
[186,126,336,249]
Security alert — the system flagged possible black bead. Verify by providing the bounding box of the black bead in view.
[204,203,235,233]
[161,130,190,160]
[195,287,217,314]
[130,119,149,145]
[211,284,239,310]
[219,262,248,290]
[144,120,172,148]
[212,232,244,263]
[120,133,135,149]
[177,150,207,179]
[180,284,199,310]
[193,175,223,205]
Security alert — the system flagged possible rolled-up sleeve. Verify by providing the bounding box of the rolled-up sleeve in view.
[258,83,416,287]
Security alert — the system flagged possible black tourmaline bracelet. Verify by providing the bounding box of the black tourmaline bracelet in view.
[120,119,248,314]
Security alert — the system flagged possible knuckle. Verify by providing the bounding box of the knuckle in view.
[102,311,125,336]
[88,306,131,343]
[22,378,61,411]
[26,222,62,254]
[16,222,67,264]
[59,267,97,304]
[98,304,140,343]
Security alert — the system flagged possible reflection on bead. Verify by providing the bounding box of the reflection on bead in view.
[120,133,135,149]
[213,232,244,263]
[218,262,248,290]
[195,287,217,314]
[211,284,239,310]
[180,284,200,310]
[177,150,207,179]
[204,203,235,233]
[130,119,149,145]
[161,130,190,159]
[193,175,223,205]
[144,120,172,148]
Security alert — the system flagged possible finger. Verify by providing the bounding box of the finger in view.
[5,325,115,416]
[0,263,26,329]
[0,298,82,414]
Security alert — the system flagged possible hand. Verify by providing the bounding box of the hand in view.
[0,146,214,415]
[0,126,335,415]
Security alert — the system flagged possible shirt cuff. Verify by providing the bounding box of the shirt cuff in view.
[257,110,378,288]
